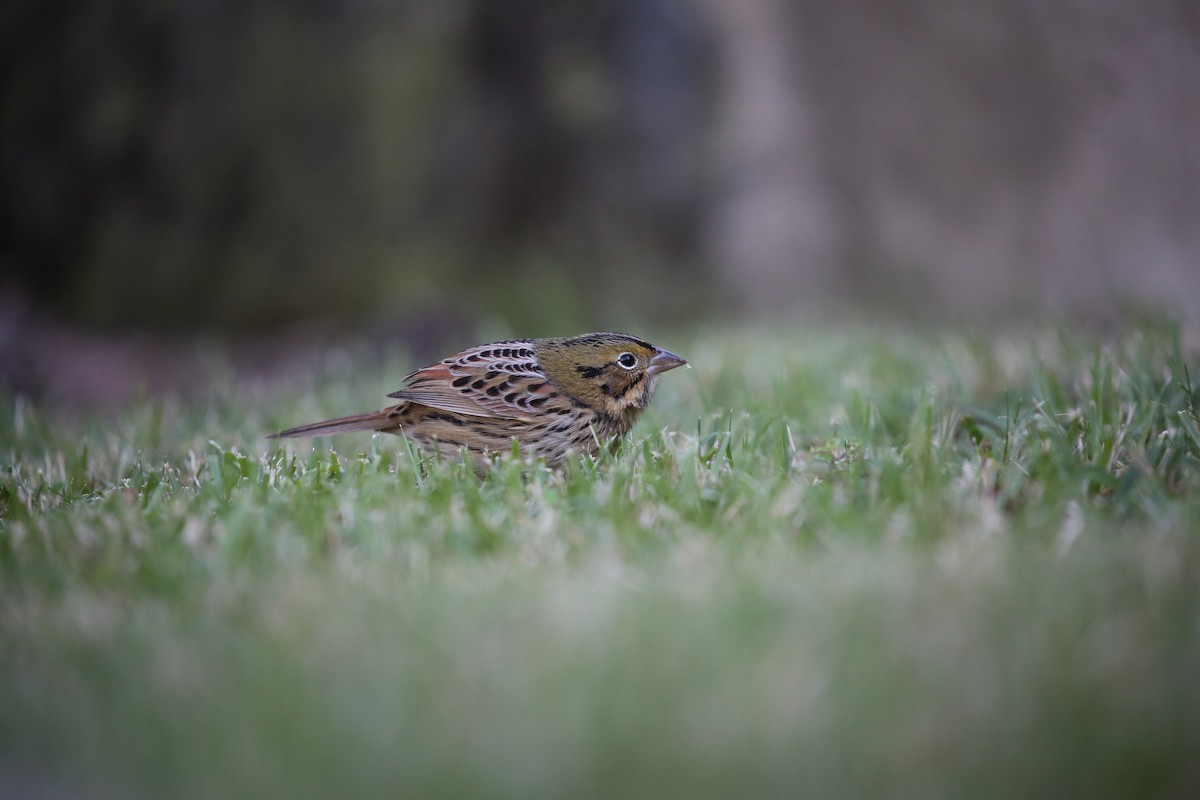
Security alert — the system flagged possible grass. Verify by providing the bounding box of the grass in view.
[2,318,1199,799]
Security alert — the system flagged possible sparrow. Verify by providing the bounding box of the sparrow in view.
[270,332,687,469]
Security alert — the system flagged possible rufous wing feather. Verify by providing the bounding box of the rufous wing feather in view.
[386,365,502,418]
[386,358,545,421]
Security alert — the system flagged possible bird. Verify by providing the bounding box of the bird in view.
[270,332,687,469]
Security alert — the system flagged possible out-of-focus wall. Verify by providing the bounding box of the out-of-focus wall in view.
[3,0,1197,331]
[707,0,1200,321]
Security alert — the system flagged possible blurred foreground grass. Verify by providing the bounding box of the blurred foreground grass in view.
[2,320,1199,799]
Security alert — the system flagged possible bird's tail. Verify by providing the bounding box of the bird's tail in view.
[268,409,398,439]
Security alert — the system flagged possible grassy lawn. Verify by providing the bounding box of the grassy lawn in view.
[2,320,1199,799]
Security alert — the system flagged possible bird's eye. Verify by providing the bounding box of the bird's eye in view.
[616,352,638,370]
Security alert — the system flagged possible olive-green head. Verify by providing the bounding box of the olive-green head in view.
[534,332,686,421]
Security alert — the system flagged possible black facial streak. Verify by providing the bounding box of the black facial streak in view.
[575,365,604,379]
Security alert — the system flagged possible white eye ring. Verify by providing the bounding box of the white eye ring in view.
[616,352,638,370]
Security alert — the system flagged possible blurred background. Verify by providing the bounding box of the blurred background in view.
[3,0,1199,399]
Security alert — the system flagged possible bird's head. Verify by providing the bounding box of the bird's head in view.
[534,332,687,420]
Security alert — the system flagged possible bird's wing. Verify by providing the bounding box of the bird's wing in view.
[387,341,555,420]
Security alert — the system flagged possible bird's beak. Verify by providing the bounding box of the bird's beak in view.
[647,348,687,376]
